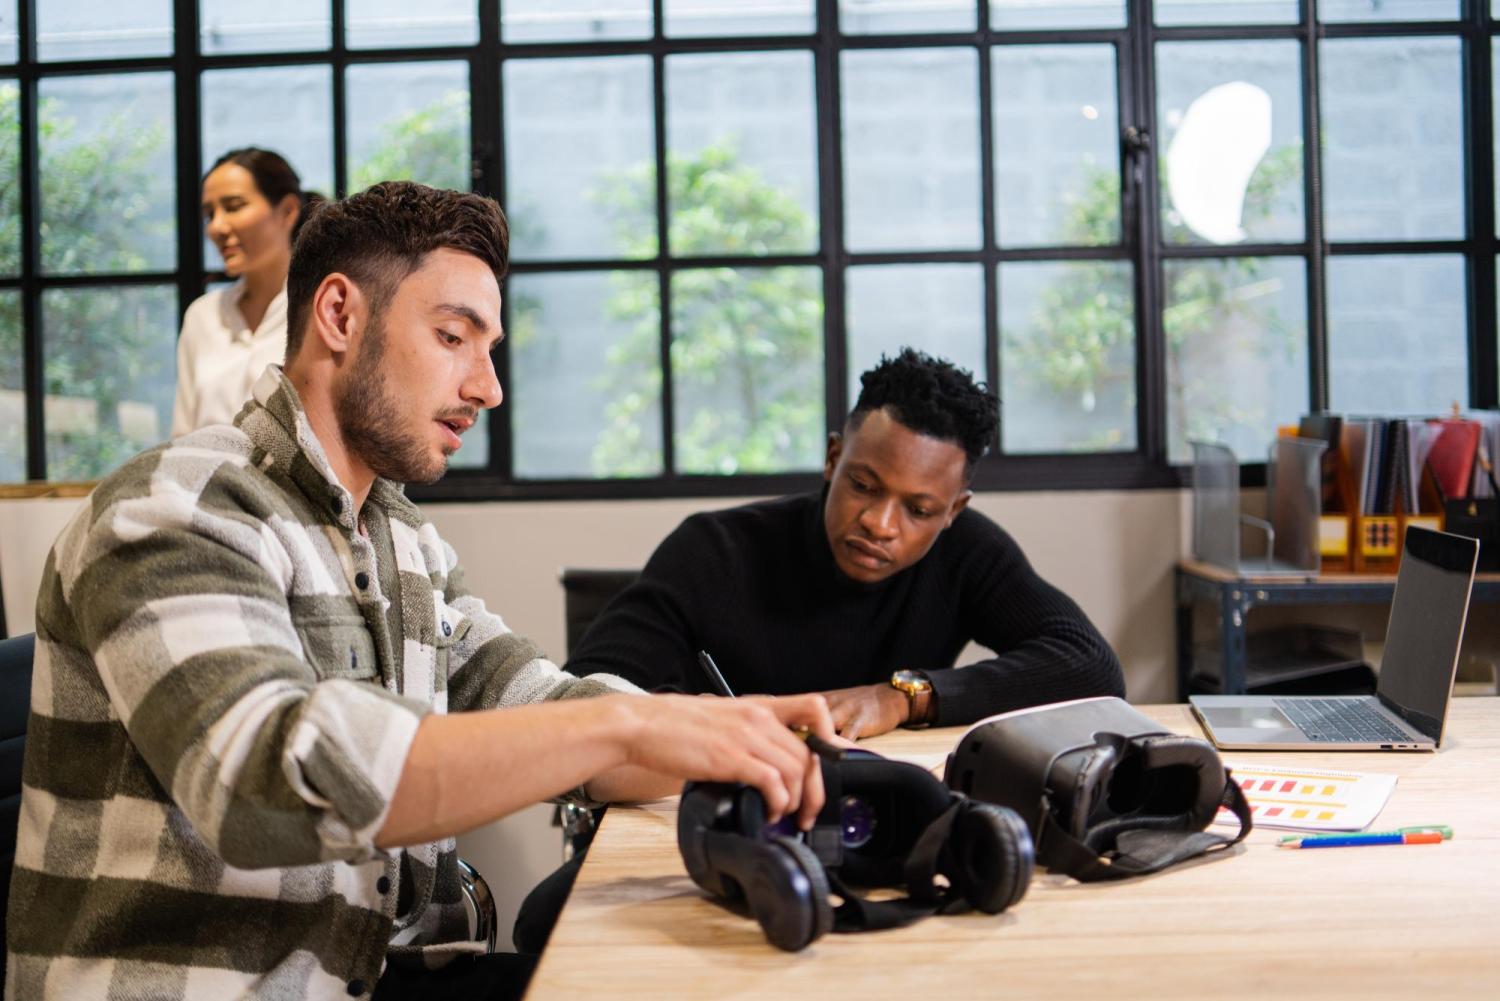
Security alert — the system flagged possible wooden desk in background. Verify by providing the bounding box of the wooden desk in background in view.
[527,701,1500,1001]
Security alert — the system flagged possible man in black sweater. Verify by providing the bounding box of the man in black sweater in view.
[565,349,1125,739]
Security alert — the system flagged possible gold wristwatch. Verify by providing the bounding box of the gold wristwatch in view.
[889,669,935,728]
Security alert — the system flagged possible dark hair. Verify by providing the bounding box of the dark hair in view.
[284,181,510,362]
[848,348,999,472]
[205,146,323,240]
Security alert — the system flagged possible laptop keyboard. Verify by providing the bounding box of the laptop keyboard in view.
[1273,698,1413,743]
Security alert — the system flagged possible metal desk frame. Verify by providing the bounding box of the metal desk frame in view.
[1175,559,1500,697]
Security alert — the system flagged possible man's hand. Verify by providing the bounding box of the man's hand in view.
[614,693,835,830]
[820,683,909,741]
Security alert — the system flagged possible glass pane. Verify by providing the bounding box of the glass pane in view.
[0,1,15,64]
[846,264,984,407]
[0,290,21,482]
[43,285,177,481]
[0,80,17,276]
[1321,0,1457,21]
[665,0,813,37]
[842,48,981,252]
[994,44,1120,249]
[502,0,651,42]
[671,266,823,474]
[510,271,663,478]
[347,62,469,193]
[504,56,655,261]
[1321,37,1462,241]
[1327,255,1465,415]
[1163,257,1308,465]
[39,73,176,275]
[37,0,171,61]
[1156,1,1297,24]
[841,0,976,33]
[1000,260,1135,454]
[991,0,1125,30]
[667,52,818,256]
[1156,41,1304,247]
[199,0,331,54]
[347,0,478,48]
[202,66,334,197]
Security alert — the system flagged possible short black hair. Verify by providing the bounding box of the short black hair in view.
[285,181,509,361]
[848,348,999,471]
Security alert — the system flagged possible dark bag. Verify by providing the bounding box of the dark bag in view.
[944,697,1252,882]
[1443,464,1500,572]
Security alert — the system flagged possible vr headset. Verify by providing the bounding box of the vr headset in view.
[944,697,1252,881]
[678,739,1034,951]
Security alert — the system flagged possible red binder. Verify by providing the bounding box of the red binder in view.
[1425,419,1480,501]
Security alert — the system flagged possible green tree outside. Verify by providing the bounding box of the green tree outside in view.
[590,142,823,477]
[0,82,174,483]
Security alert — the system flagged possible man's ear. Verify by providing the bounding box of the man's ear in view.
[823,431,844,481]
[945,489,972,527]
[309,274,365,360]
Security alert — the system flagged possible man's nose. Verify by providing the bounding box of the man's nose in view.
[464,349,503,410]
[859,501,899,539]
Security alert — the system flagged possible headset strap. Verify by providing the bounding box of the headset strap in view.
[1039,767,1254,882]
[826,800,971,933]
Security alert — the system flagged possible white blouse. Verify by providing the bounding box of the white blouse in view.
[171,279,288,437]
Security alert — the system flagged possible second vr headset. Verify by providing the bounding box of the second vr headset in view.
[944,697,1253,881]
[677,739,1035,951]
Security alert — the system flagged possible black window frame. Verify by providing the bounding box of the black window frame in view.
[3,0,1496,500]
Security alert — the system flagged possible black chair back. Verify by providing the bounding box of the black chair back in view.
[560,569,639,655]
[0,633,35,976]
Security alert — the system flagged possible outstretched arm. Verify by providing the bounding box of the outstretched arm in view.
[375,692,834,847]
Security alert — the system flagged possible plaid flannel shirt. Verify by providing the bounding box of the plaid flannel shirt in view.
[5,367,639,1000]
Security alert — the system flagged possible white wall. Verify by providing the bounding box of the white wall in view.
[0,487,1189,947]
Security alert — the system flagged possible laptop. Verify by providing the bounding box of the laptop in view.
[1191,526,1479,751]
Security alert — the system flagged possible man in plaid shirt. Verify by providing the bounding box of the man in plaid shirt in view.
[7,182,833,1000]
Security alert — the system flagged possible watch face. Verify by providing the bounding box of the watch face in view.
[891,670,930,693]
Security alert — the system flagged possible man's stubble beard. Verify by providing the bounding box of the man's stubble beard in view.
[334,314,451,486]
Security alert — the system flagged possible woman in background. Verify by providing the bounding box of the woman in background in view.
[172,147,319,436]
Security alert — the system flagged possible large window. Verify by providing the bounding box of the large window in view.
[3,1,1497,495]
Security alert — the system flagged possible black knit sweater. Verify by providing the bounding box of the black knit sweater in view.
[564,491,1125,727]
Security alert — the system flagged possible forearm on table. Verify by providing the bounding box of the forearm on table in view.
[376,696,637,849]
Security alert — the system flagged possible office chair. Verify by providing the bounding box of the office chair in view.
[0,632,497,981]
[0,632,34,989]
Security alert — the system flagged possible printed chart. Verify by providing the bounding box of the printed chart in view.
[1211,763,1397,831]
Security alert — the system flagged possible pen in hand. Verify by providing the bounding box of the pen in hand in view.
[697,650,736,698]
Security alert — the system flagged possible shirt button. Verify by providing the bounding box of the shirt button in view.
[441,620,453,637]
[355,571,370,590]
[346,979,366,996]
[377,876,391,894]
[330,497,343,515]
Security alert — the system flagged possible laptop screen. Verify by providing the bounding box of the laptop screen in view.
[1377,528,1479,740]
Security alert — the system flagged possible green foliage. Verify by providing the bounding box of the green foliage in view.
[1002,142,1305,456]
[590,142,823,476]
[349,90,469,193]
[0,83,175,482]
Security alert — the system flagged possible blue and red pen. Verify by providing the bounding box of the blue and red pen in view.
[1277,825,1453,849]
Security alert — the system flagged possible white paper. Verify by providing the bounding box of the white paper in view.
[1212,762,1397,832]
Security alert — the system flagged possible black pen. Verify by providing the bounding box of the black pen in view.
[696,650,736,698]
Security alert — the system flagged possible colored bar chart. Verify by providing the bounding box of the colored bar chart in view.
[1212,763,1397,832]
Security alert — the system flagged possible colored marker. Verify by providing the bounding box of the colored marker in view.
[1278,827,1452,849]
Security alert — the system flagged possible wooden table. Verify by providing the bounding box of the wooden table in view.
[527,700,1500,1000]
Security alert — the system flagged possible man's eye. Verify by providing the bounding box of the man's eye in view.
[849,477,872,493]
[439,330,462,346]
[908,506,934,519]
